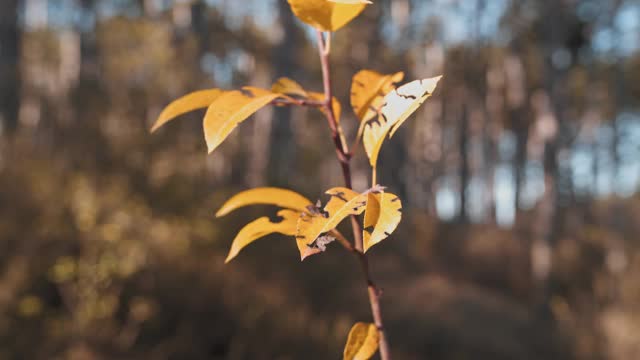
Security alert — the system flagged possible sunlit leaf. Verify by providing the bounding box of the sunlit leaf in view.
[287,0,369,32]
[296,187,368,260]
[362,192,380,245]
[151,89,224,132]
[225,209,299,263]
[271,77,309,97]
[351,70,404,136]
[343,322,379,360]
[362,191,402,252]
[203,87,282,154]
[388,76,443,137]
[362,76,442,168]
[216,187,313,217]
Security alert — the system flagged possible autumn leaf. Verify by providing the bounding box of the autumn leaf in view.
[217,188,313,262]
[362,76,442,168]
[362,191,402,252]
[225,209,299,263]
[216,187,313,217]
[271,77,309,97]
[204,87,282,154]
[362,192,380,247]
[287,0,369,32]
[296,187,368,260]
[151,89,224,132]
[343,322,379,360]
[388,76,443,137]
[351,70,404,136]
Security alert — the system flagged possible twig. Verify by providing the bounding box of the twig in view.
[329,229,356,253]
[271,97,324,108]
[315,29,391,360]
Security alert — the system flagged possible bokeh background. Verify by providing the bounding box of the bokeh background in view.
[1,0,640,359]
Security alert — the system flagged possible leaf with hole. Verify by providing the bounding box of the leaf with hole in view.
[204,87,282,154]
[362,191,402,252]
[296,187,368,260]
[343,322,379,360]
[151,89,224,132]
[362,76,442,168]
[351,70,404,136]
[216,187,313,217]
[287,0,369,32]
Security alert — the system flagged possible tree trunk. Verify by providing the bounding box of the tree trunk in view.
[0,0,21,135]
[458,100,470,224]
[267,0,299,186]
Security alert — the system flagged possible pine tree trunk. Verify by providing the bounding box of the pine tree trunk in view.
[0,0,21,135]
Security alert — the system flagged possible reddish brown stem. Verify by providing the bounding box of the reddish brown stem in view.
[271,97,324,108]
[315,30,391,360]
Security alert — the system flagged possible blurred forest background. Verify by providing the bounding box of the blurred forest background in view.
[1,0,640,359]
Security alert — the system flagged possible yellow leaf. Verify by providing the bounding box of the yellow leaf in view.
[388,76,443,137]
[151,89,224,132]
[362,192,380,244]
[343,322,379,360]
[287,0,369,32]
[203,87,282,154]
[362,76,442,167]
[363,191,402,252]
[296,187,368,260]
[271,77,309,97]
[216,187,313,217]
[225,209,299,263]
[351,70,404,129]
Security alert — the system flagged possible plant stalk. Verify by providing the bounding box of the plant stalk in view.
[315,30,391,360]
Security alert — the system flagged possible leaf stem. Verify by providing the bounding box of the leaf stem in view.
[372,167,378,187]
[330,229,355,252]
[315,29,391,360]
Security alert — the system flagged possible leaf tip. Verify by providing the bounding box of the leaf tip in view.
[214,208,226,218]
[150,116,167,133]
[206,142,217,154]
[432,75,444,87]
[225,247,238,263]
[300,251,310,261]
[300,247,321,261]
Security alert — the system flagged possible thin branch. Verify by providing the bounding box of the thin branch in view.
[271,97,324,108]
[322,31,332,56]
[315,29,392,360]
[372,167,377,187]
[329,229,356,253]
[347,132,362,159]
